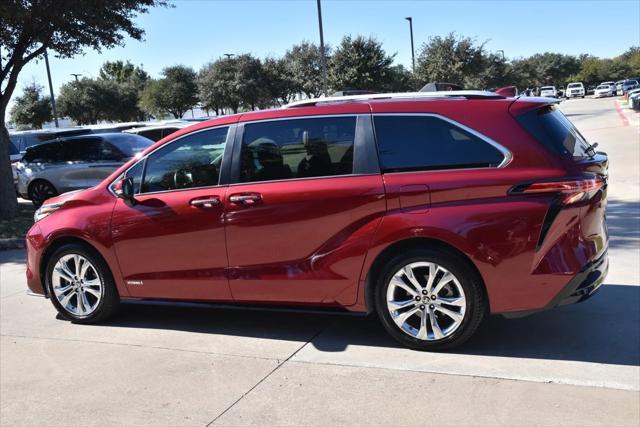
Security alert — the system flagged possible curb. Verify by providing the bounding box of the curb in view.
[0,239,25,250]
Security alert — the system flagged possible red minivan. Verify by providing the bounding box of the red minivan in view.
[25,91,609,350]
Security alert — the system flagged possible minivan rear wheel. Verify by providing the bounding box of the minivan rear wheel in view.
[374,247,486,350]
[45,243,119,323]
[29,180,57,207]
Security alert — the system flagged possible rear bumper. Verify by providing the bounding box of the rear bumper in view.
[503,251,608,318]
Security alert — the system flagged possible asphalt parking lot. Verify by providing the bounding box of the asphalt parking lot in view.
[1,97,639,426]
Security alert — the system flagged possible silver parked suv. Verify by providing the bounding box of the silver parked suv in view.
[15,133,153,206]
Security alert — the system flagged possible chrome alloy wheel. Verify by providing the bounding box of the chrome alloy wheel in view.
[51,254,103,317]
[386,262,466,341]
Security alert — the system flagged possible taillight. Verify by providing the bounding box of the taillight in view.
[509,176,604,205]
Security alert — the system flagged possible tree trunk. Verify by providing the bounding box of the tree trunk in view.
[0,116,18,219]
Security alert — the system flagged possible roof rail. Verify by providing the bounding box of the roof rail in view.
[283,90,503,108]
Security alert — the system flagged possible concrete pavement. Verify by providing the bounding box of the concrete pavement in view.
[1,97,639,426]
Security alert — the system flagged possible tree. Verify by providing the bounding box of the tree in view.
[328,36,396,92]
[58,78,141,124]
[0,0,165,218]
[9,83,52,129]
[98,60,149,90]
[140,65,197,119]
[262,57,297,106]
[284,41,330,98]
[509,52,581,87]
[383,64,417,92]
[98,60,148,120]
[415,33,487,88]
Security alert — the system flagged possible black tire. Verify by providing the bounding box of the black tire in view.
[45,243,119,323]
[374,246,486,351]
[28,179,57,207]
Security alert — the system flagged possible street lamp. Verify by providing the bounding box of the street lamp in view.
[405,17,415,72]
[497,50,505,61]
[70,73,82,81]
[43,49,59,128]
[223,53,234,59]
[317,0,328,96]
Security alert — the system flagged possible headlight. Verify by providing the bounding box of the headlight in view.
[34,203,63,222]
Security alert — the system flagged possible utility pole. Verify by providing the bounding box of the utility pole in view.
[405,17,415,72]
[316,0,328,96]
[43,49,59,128]
[70,73,82,81]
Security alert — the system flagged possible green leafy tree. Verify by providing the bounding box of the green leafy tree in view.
[58,78,141,124]
[98,60,148,120]
[9,83,52,129]
[415,33,488,88]
[284,41,330,98]
[0,0,165,218]
[328,36,396,92]
[140,65,198,119]
[262,57,297,106]
[509,52,581,87]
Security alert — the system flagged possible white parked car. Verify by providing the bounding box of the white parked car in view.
[594,84,613,98]
[566,82,585,98]
[539,86,557,97]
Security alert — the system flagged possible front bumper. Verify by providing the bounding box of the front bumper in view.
[503,251,608,318]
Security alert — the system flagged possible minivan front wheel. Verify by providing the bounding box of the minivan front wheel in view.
[45,244,119,323]
[374,248,486,350]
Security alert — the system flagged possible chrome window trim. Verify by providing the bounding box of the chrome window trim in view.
[227,172,379,187]
[372,112,513,169]
[108,125,233,197]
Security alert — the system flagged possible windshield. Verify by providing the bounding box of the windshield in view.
[541,87,554,91]
[597,85,609,89]
[567,83,582,88]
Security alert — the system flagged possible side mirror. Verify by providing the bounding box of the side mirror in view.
[114,176,135,201]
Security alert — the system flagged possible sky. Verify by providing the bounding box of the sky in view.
[8,0,640,114]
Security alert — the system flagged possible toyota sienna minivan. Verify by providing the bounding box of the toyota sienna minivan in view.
[25,91,608,350]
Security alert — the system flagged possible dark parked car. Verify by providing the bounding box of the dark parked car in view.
[25,91,608,351]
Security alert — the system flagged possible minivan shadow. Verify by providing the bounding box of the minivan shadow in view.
[107,283,639,366]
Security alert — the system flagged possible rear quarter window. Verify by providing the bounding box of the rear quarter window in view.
[373,115,505,172]
[516,105,591,159]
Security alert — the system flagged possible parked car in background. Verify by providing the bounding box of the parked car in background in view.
[15,133,152,206]
[124,122,190,142]
[625,88,640,104]
[594,84,613,98]
[565,82,585,98]
[615,80,625,95]
[621,79,639,95]
[586,85,596,96]
[25,90,608,351]
[10,128,94,187]
[629,91,640,111]
[84,122,146,134]
[539,86,557,97]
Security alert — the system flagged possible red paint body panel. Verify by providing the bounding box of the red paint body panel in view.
[25,96,608,318]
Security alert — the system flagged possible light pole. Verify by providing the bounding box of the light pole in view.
[497,50,505,61]
[43,49,59,128]
[316,0,328,96]
[223,53,234,59]
[405,17,415,72]
[70,73,82,81]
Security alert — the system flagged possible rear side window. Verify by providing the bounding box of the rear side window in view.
[516,105,591,159]
[108,135,153,157]
[373,115,505,172]
[239,117,356,183]
[23,142,64,163]
[62,138,103,161]
[8,137,19,155]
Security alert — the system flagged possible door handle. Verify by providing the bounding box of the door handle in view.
[189,196,220,208]
[229,192,262,205]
